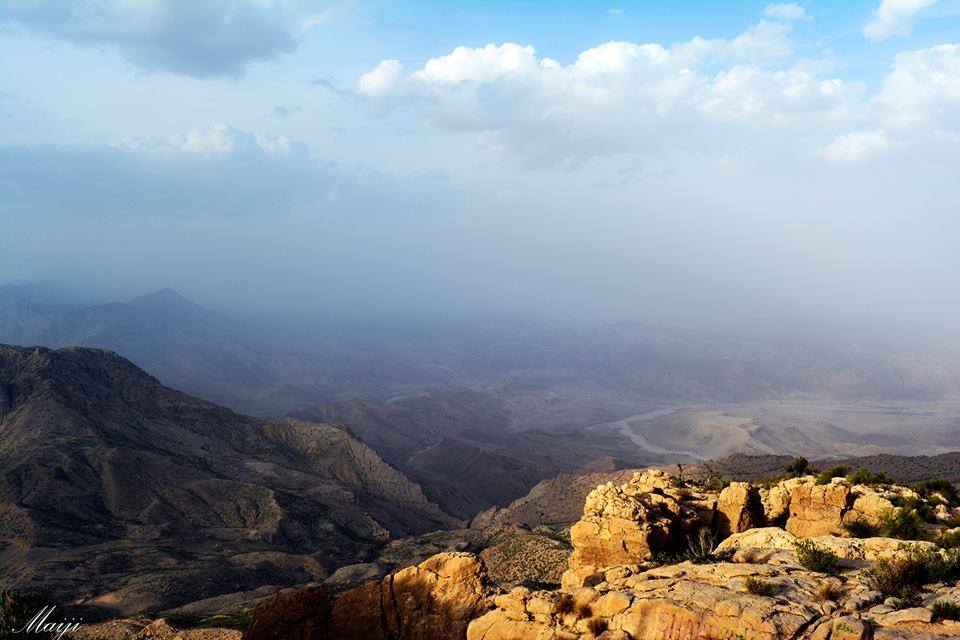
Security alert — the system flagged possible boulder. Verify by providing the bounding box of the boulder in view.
[715,527,940,565]
[568,471,708,569]
[786,480,852,537]
[716,482,764,536]
[245,552,490,640]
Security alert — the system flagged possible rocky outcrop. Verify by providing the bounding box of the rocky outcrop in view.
[469,557,960,640]
[783,478,902,537]
[716,527,940,564]
[785,480,853,537]
[567,471,714,570]
[470,561,832,640]
[716,482,764,536]
[243,552,491,640]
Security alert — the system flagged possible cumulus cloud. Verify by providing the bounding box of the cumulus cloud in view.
[763,3,811,21]
[0,0,338,78]
[356,9,960,169]
[863,0,938,42]
[355,19,865,167]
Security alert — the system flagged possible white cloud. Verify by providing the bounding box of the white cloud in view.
[354,18,865,166]
[763,4,811,21]
[822,130,895,162]
[0,0,341,78]
[356,7,960,169]
[875,43,960,125]
[412,43,539,85]
[863,0,938,42]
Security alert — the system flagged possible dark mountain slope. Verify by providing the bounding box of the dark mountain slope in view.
[0,344,456,617]
[289,390,654,518]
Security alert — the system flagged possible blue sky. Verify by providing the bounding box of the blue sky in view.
[1,1,959,337]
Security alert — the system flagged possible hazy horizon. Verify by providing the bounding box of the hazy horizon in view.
[3,1,960,343]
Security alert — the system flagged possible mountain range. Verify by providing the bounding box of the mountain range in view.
[0,344,455,617]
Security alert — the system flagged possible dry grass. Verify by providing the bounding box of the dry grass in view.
[744,577,775,596]
[555,593,575,616]
[585,616,608,635]
[814,581,842,602]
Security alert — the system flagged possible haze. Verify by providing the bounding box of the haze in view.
[1,1,959,343]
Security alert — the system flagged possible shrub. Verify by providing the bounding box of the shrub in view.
[864,544,960,600]
[795,539,839,574]
[585,617,608,635]
[686,528,716,563]
[890,495,934,523]
[880,508,926,540]
[847,468,892,486]
[785,456,810,475]
[574,600,594,619]
[555,593,575,616]
[912,480,960,507]
[815,466,851,485]
[814,581,842,602]
[0,591,52,639]
[744,577,775,596]
[842,516,878,539]
[932,601,960,622]
[936,529,960,550]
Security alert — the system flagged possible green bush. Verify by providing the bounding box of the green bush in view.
[880,508,926,540]
[785,456,810,475]
[815,466,851,485]
[931,601,960,622]
[842,516,878,539]
[912,480,960,507]
[847,468,893,486]
[794,539,839,574]
[865,544,960,601]
[744,577,775,596]
[936,529,960,549]
[890,495,935,523]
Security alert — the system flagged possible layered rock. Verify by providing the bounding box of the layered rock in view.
[567,471,715,570]
[470,561,833,640]
[716,482,764,536]
[716,527,940,564]
[784,478,899,537]
[469,556,960,640]
[243,552,490,640]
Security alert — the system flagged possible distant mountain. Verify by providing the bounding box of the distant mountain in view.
[0,344,456,617]
[3,286,960,420]
[289,389,654,518]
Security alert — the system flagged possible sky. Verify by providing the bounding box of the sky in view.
[1,1,959,337]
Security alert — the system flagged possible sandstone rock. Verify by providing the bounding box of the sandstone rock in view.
[244,584,333,640]
[473,561,829,640]
[245,552,490,640]
[715,526,799,556]
[568,471,706,569]
[759,479,795,524]
[591,592,631,617]
[716,482,764,536]
[716,527,939,566]
[786,481,852,537]
[847,487,895,526]
[874,607,933,625]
